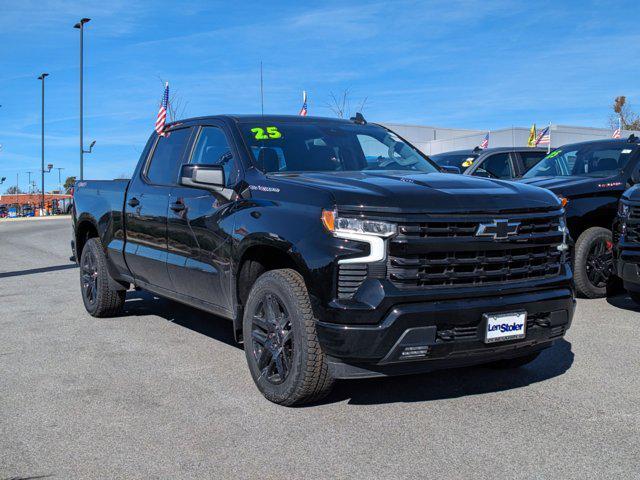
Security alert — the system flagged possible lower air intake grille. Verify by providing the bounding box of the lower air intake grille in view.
[338,264,368,299]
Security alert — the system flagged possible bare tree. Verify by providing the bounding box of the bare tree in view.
[158,77,189,122]
[323,89,368,119]
[609,96,640,130]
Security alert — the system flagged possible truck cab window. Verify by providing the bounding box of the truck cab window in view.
[146,128,192,185]
[476,153,513,179]
[191,127,236,185]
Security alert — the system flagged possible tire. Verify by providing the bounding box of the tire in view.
[242,269,335,406]
[486,351,541,369]
[629,291,640,305]
[573,227,614,299]
[80,237,126,317]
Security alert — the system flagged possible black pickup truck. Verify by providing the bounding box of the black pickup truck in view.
[613,185,640,304]
[73,114,574,405]
[519,136,640,298]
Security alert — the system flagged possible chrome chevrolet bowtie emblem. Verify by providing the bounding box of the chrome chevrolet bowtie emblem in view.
[476,219,520,240]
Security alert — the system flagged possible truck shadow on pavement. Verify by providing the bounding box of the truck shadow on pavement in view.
[606,292,640,313]
[121,290,238,348]
[119,290,574,406]
[326,340,574,405]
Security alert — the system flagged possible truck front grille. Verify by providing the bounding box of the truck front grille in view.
[387,210,564,289]
[625,205,640,242]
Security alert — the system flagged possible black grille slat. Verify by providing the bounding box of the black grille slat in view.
[388,211,563,289]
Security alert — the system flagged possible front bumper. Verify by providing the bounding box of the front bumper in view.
[316,286,574,379]
[617,257,640,292]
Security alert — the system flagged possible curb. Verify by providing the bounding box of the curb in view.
[0,215,71,223]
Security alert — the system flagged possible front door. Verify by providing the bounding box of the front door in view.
[124,127,194,291]
[167,125,240,310]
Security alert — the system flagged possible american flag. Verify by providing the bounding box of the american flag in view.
[155,82,169,136]
[613,118,622,138]
[535,126,550,146]
[480,132,489,149]
[298,90,308,116]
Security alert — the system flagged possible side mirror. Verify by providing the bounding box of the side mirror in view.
[631,168,640,185]
[440,165,461,174]
[179,164,225,189]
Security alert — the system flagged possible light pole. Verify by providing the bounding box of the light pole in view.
[56,167,64,192]
[74,17,90,181]
[38,73,49,212]
[27,171,33,193]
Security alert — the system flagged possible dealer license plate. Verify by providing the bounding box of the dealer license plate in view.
[484,311,527,343]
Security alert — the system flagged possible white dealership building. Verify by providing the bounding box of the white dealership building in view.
[383,123,640,156]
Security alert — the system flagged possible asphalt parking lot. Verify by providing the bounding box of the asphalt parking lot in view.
[1,217,639,479]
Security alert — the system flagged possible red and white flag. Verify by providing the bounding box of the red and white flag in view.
[298,90,308,116]
[480,132,489,149]
[155,82,169,136]
[613,117,622,138]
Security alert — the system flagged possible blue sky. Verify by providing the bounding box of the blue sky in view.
[1,0,639,190]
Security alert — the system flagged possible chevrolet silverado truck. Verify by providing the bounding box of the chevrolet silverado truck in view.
[519,135,640,298]
[73,114,574,406]
[613,184,640,304]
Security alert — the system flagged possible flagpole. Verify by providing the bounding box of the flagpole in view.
[547,122,551,154]
[260,61,264,116]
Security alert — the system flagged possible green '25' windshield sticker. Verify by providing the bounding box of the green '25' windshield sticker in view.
[546,149,562,159]
[251,126,282,140]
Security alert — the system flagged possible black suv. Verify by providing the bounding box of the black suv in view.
[520,136,640,298]
[430,147,548,179]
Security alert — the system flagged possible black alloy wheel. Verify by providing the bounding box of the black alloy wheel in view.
[250,293,294,385]
[81,247,99,307]
[585,238,613,289]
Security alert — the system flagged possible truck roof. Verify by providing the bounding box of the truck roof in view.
[167,114,356,128]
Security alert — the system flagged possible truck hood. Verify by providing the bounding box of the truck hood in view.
[518,175,624,197]
[273,171,560,213]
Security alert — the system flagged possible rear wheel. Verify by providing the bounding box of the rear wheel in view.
[573,227,614,298]
[80,238,126,317]
[486,351,541,369]
[243,269,334,406]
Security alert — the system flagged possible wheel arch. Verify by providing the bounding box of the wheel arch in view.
[233,238,314,342]
[75,216,100,262]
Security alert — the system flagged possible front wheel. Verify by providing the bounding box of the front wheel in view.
[573,227,614,299]
[242,269,335,406]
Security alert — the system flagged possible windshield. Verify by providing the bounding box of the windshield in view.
[430,153,478,170]
[524,144,636,179]
[239,122,439,174]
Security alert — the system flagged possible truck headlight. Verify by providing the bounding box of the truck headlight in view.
[322,210,396,237]
[557,216,569,252]
[618,202,630,219]
[322,209,396,264]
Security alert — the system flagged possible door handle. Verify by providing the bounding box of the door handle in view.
[170,201,185,212]
[128,197,140,207]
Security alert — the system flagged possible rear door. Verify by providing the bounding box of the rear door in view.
[124,127,194,291]
[167,123,241,310]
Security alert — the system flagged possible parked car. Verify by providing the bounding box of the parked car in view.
[519,135,640,298]
[613,185,640,304]
[73,114,573,406]
[429,147,548,179]
[21,205,34,217]
[0,205,7,218]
